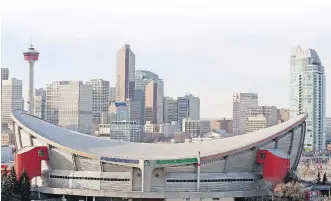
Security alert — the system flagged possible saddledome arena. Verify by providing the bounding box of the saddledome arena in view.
[10,110,307,201]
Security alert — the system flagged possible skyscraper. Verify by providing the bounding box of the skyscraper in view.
[277,108,290,124]
[247,106,278,132]
[325,117,331,146]
[1,68,10,123]
[86,79,110,131]
[108,101,129,121]
[163,96,178,123]
[177,94,200,127]
[109,87,116,102]
[182,118,211,137]
[1,78,23,129]
[135,70,161,124]
[144,78,164,124]
[58,81,93,134]
[34,88,46,120]
[46,81,70,125]
[232,93,258,135]
[116,44,135,102]
[98,121,142,142]
[125,99,141,123]
[1,68,9,80]
[290,45,326,151]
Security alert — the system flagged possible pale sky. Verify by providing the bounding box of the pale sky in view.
[1,0,330,118]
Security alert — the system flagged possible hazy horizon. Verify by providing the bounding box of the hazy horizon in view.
[1,0,330,118]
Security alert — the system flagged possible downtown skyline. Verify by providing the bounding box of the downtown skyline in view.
[1,0,331,118]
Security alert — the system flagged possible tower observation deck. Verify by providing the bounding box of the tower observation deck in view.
[23,44,40,115]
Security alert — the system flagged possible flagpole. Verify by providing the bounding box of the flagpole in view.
[197,151,201,192]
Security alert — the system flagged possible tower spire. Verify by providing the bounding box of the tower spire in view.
[30,37,33,48]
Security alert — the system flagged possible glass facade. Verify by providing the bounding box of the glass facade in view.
[290,46,326,151]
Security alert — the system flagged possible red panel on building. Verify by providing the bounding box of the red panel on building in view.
[256,149,290,184]
[14,146,49,180]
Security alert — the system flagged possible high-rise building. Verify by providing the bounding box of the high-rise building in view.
[163,97,178,123]
[159,121,180,137]
[1,68,9,80]
[1,78,23,129]
[58,81,92,134]
[277,108,290,124]
[325,117,331,146]
[232,93,258,135]
[116,44,135,102]
[125,99,141,123]
[290,45,326,151]
[109,87,116,102]
[177,94,200,127]
[144,79,164,124]
[247,106,278,132]
[46,81,70,125]
[86,79,110,131]
[1,68,10,124]
[108,101,129,121]
[211,118,233,134]
[135,70,159,89]
[34,88,46,120]
[182,118,211,137]
[1,131,15,146]
[97,121,142,142]
[135,70,160,124]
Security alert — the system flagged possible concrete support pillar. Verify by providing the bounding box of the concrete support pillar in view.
[288,129,295,155]
[223,156,228,173]
[274,138,279,149]
[15,125,23,149]
[72,154,77,171]
[142,160,153,192]
[197,152,201,192]
[29,133,33,146]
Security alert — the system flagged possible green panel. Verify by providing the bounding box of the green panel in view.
[156,158,198,165]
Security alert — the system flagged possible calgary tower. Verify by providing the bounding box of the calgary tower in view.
[23,43,40,115]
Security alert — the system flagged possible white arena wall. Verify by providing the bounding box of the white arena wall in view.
[10,110,307,200]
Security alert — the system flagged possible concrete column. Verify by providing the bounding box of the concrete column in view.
[28,62,35,115]
[197,152,201,192]
[274,138,279,149]
[72,154,77,171]
[223,156,228,173]
[288,129,295,155]
[141,167,144,192]
[15,126,23,149]
[29,134,33,146]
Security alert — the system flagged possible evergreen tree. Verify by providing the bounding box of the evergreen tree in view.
[317,171,322,184]
[1,175,11,201]
[323,172,328,185]
[7,166,19,197]
[1,167,8,184]
[284,170,299,183]
[19,169,31,201]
